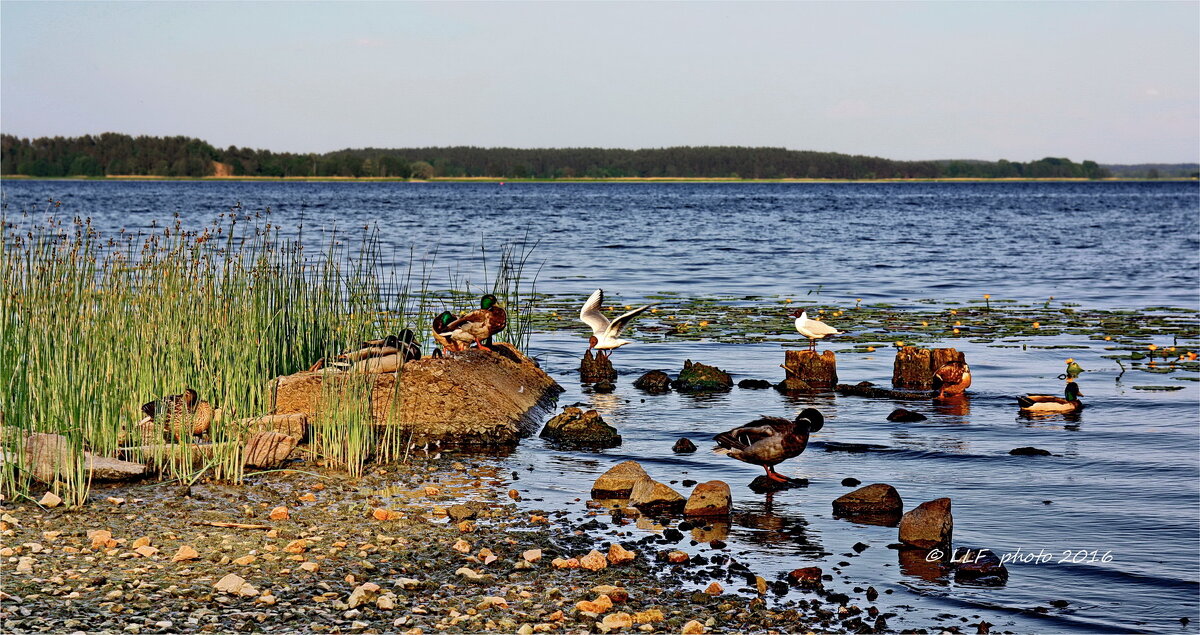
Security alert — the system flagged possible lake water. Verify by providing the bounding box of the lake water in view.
[3,179,1199,633]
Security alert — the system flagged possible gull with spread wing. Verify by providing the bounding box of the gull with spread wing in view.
[579,288,655,358]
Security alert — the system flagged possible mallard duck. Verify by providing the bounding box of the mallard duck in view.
[932,361,972,398]
[443,294,507,352]
[338,329,421,364]
[790,309,840,351]
[431,311,457,353]
[579,289,655,358]
[141,388,214,439]
[1018,380,1084,413]
[713,408,825,482]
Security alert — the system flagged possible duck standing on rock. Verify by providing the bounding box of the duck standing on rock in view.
[430,311,457,354]
[932,361,972,399]
[713,408,825,483]
[579,288,655,358]
[443,294,507,352]
[1018,379,1084,413]
[791,309,840,351]
[141,388,214,440]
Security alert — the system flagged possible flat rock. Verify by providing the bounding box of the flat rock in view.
[833,484,903,526]
[592,461,650,499]
[243,431,298,469]
[236,414,306,441]
[899,497,953,549]
[786,566,823,588]
[540,406,621,449]
[748,475,808,493]
[633,370,672,393]
[737,379,773,389]
[953,548,1009,586]
[86,454,148,482]
[629,478,685,513]
[684,480,731,516]
[673,360,732,392]
[1009,446,1052,456]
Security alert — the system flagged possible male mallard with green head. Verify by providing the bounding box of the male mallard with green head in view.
[1018,379,1084,413]
[443,294,507,352]
[431,310,457,354]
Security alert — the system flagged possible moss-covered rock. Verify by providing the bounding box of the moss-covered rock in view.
[540,406,621,449]
[672,360,732,392]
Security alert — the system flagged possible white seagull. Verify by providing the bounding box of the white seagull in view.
[579,289,655,358]
[790,308,841,351]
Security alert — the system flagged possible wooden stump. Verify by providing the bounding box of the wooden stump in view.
[892,347,965,390]
[782,350,837,388]
[580,350,617,383]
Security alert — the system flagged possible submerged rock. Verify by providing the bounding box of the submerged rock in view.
[832,484,903,526]
[592,460,650,499]
[673,360,733,392]
[629,478,686,514]
[580,350,618,383]
[633,370,673,393]
[672,438,698,453]
[748,475,807,493]
[737,379,773,390]
[899,497,953,549]
[887,408,927,422]
[953,548,1009,586]
[774,377,812,393]
[1009,446,1052,456]
[540,407,621,449]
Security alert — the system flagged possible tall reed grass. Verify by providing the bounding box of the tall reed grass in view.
[0,207,538,506]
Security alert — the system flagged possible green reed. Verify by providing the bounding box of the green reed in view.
[0,210,538,506]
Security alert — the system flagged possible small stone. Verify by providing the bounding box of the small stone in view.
[347,582,381,608]
[633,370,672,393]
[38,491,62,508]
[373,508,401,521]
[299,561,319,573]
[673,360,733,392]
[887,408,927,422]
[106,497,126,505]
[455,567,483,580]
[672,438,697,453]
[682,619,706,634]
[580,550,608,571]
[601,612,633,629]
[704,582,722,595]
[479,596,509,610]
[376,593,397,610]
[132,536,151,548]
[214,573,257,597]
[666,550,689,564]
[607,543,636,565]
[522,548,542,562]
[832,483,904,524]
[452,539,471,553]
[172,545,200,562]
[87,530,114,550]
[593,380,616,393]
[737,379,773,389]
[634,609,664,624]
[540,407,621,449]
[787,566,822,588]
[684,480,731,516]
[576,594,613,614]
[447,505,475,522]
[284,539,308,553]
[841,478,861,487]
[15,556,34,573]
[233,555,256,566]
[269,506,289,521]
[550,557,579,569]
[134,545,159,558]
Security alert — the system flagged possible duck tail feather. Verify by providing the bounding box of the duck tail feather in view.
[713,431,747,451]
[1016,395,1034,408]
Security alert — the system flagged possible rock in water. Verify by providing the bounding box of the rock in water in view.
[887,408,927,422]
[899,497,953,549]
[1009,446,1052,456]
[684,481,731,516]
[540,407,621,449]
[737,379,773,389]
[786,566,823,588]
[580,350,617,383]
[748,475,807,493]
[832,484,903,526]
[591,461,650,499]
[629,478,686,513]
[953,548,1009,586]
[782,350,838,388]
[672,438,697,453]
[774,377,813,393]
[593,381,616,393]
[633,370,673,393]
[672,360,733,392]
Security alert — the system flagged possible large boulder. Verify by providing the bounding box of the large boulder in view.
[633,370,673,393]
[629,478,685,514]
[684,481,732,517]
[832,484,903,526]
[268,344,562,449]
[898,498,953,549]
[540,407,621,449]
[243,431,299,469]
[673,360,733,392]
[592,461,650,499]
[22,433,146,483]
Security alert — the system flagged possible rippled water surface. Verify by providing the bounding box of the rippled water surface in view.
[3,180,1199,633]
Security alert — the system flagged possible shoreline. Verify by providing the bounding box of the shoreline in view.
[2,175,1196,184]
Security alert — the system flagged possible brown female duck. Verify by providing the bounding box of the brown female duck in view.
[713,408,825,482]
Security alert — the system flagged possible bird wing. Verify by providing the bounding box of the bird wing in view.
[935,362,965,385]
[806,318,840,336]
[605,303,655,338]
[714,423,779,451]
[579,289,611,335]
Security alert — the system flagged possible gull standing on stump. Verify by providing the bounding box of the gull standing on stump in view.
[791,309,841,351]
[579,289,655,358]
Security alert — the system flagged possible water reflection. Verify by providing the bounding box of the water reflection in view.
[932,395,971,417]
[897,547,951,585]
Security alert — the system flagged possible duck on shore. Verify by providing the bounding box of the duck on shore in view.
[443,294,507,352]
[431,310,457,354]
[579,288,655,358]
[791,309,840,351]
[1018,379,1084,413]
[141,388,214,440]
[713,408,825,482]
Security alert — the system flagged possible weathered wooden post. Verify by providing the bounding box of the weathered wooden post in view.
[579,350,617,383]
[782,350,838,389]
[892,347,965,390]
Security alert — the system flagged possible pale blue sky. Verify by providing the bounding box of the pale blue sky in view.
[2,1,1197,163]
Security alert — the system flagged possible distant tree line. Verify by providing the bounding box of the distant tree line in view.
[0,133,1126,180]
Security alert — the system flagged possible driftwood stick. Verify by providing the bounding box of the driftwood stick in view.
[193,521,272,530]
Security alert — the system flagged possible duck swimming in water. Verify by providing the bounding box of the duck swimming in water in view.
[790,309,840,351]
[579,289,655,358]
[713,408,825,482]
[443,294,507,352]
[1018,379,1084,413]
[932,361,972,399]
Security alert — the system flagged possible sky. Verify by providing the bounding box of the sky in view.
[2,1,1197,164]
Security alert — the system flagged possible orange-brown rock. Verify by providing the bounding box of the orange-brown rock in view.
[629,478,685,513]
[899,497,953,549]
[235,414,307,441]
[576,594,613,614]
[242,431,298,469]
[591,461,650,499]
[684,480,732,516]
[607,543,636,565]
[787,566,823,588]
[267,344,562,448]
[832,483,903,518]
[579,550,608,571]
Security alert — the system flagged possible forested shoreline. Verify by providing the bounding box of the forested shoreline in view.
[3,133,1194,180]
